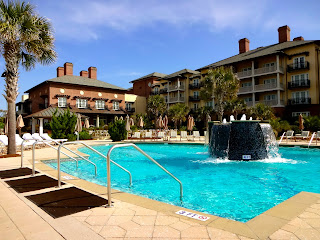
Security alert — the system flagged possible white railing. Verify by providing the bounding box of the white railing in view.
[168,96,185,103]
[239,86,253,93]
[168,85,185,91]
[237,70,252,79]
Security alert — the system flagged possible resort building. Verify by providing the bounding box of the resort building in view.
[18,62,145,133]
[134,25,320,117]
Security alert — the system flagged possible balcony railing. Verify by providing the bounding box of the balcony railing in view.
[245,101,254,107]
[168,85,185,91]
[239,86,253,93]
[257,99,282,106]
[255,82,284,91]
[160,88,168,94]
[125,107,135,112]
[189,96,201,101]
[189,82,203,89]
[288,97,311,105]
[150,91,159,95]
[168,96,185,103]
[288,80,310,89]
[287,62,309,72]
[237,66,284,79]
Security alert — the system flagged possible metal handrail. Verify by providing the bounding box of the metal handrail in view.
[57,141,132,188]
[107,143,183,207]
[278,132,286,144]
[308,132,316,148]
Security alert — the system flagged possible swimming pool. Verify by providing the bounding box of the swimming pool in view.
[44,143,320,222]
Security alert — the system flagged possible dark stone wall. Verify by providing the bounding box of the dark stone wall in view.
[209,124,231,158]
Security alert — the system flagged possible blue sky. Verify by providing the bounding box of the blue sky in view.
[1,0,320,109]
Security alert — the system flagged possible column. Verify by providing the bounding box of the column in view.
[177,78,180,102]
[252,76,255,106]
[276,55,280,71]
[39,118,44,135]
[32,118,36,134]
[277,90,281,106]
[96,115,99,127]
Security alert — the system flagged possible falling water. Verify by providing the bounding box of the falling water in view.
[260,123,279,158]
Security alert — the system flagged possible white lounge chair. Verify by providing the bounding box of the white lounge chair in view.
[40,133,68,144]
[15,134,34,149]
[189,131,201,141]
[316,131,320,144]
[0,135,8,154]
[157,131,165,141]
[295,131,310,141]
[180,131,188,141]
[284,130,294,142]
[169,130,178,141]
[143,131,152,140]
[22,133,37,145]
[131,132,141,140]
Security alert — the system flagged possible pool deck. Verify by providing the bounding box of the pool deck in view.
[1,140,320,240]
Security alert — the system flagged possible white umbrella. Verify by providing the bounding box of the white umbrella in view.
[163,115,168,130]
[138,116,144,129]
[84,118,90,129]
[125,115,131,131]
[130,118,134,126]
[16,115,25,135]
[115,116,119,121]
[187,115,193,131]
[120,116,124,121]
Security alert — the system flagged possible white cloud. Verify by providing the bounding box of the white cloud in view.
[41,0,269,41]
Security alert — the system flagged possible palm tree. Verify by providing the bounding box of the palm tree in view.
[0,1,56,154]
[168,103,189,129]
[147,95,166,117]
[225,99,247,119]
[200,67,239,122]
[251,103,275,120]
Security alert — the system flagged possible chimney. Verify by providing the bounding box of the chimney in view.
[239,38,250,54]
[293,36,304,41]
[80,70,88,78]
[278,25,290,43]
[88,66,97,79]
[57,67,64,77]
[64,62,73,76]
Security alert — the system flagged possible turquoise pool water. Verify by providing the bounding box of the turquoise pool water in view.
[45,144,320,222]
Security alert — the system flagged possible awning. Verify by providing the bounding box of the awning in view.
[25,107,88,119]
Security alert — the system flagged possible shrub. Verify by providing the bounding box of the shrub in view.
[304,116,320,132]
[79,130,92,140]
[270,118,291,137]
[50,108,77,140]
[108,120,127,141]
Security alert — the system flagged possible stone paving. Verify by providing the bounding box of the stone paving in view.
[1,141,320,239]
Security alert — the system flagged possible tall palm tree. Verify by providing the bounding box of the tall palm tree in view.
[168,103,189,129]
[147,95,166,119]
[0,1,56,154]
[201,67,239,122]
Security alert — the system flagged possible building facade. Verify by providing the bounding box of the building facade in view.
[133,25,320,118]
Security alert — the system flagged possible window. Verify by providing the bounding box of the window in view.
[293,56,305,68]
[95,100,105,109]
[241,82,252,87]
[164,96,168,102]
[242,67,251,72]
[193,78,199,85]
[205,101,213,107]
[126,103,132,111]
[113,101,119,110]
[154,87,159,94]
[58,97,67,107]
[264,94,276,101]
[264,62,275,68]
[292,91,309,100]
[193,103,198,110]
[292,112,310,117]
[193,91,199,98]
[291,73,309,85]
[244,97,253,103]
[263,78,276,85]
[44,98,48,108]
[76,98,88,108]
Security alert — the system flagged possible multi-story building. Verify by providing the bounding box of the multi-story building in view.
[133,25,320,117]
[196,25,320,117]
[18,62,145,133]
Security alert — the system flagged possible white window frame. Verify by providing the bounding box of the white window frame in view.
[95,100,105,110]
[263,78,276,85]
[264,62,275,68]
[291,73,309,84]
[292,112,310,117]
[126,102,132,111]
[241,82,252,87]
[205,101,213,107]
[244,97,253,103]
[76,98,88,109]
[58,97,67,107]
[193,103,198,110]
[264,94,276,101]
[293,56,305,69]
[154,87,159,94]
[193,78,199,85]
[113,101,119,110]
[193,91,199,98]
[242,67,252,73]
[292,91,309,99]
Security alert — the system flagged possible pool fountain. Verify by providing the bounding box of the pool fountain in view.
[209,115,277,161]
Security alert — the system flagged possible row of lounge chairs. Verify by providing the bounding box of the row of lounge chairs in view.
[282,130,320,142]
[0,133,67,154]
[129,130,206,141]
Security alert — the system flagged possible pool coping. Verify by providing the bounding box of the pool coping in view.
[34,141,320,239]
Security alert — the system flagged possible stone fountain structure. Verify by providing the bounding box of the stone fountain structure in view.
[209,115,277,161]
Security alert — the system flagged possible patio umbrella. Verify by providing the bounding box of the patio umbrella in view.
[206,114,211,128]
[16,114,25,135]
[163,115,168,130]
[130,117,134,126]
[84,118,90,129]
[125,115,131,131]
[187,115,193,131]
[75,114,82,140]
[138,116,144,129]
[299,114,304,130]
[157,115,163,129]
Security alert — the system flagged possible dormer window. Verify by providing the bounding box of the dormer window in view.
[58,97,67,107]
[96,100,105,110]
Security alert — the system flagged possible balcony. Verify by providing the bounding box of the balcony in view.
[237,66,284,79]
[150,91,159,95]
[287,61,309,72]
[245,101,254,107]
[288,97,311,105]
[189,96,201,101]
[239,86,253,94]
[189,82,203,89]
[167,96,185,103]
[255,82,284,92]
[125,107,135,112]
[168,85,185,92]
[257,99,285,107]
[288,80,310,89]
[160,88,168,94]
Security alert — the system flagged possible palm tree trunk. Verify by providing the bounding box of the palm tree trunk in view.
[4,43,19,155]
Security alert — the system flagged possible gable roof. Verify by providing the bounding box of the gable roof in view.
[130,72,167,83]
[161,69,200,80]
[197,40,320,71]
[26,75,126,93]
[25,106,87,118]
